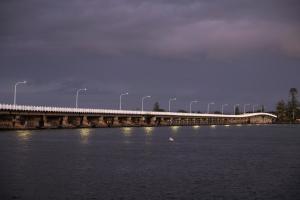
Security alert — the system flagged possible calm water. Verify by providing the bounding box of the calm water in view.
[0,125,300,200]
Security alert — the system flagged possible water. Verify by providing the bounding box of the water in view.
[0,125,300,200]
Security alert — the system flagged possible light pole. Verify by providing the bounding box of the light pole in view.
[168,97,176,112]
[119,92,129,110]
[234,104,240,115]
[243,104,250,114]
[207,102,215,114]
[252,104,258,113]
[221,104,228,115]
[189,100,198,113]
[76,88,87,108]
[142,96,151,111]
[13,81,27,106]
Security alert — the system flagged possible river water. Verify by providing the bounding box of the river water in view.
[0,125,300,200]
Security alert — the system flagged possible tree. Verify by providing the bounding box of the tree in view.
[276,100,286,122]
[177,109,187,113]
[153,102,165,112]
[287,88,298,122]
[289,88,298,105]
[235,106,240,115]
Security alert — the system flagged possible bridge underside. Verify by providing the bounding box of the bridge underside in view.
[0,111,275,130]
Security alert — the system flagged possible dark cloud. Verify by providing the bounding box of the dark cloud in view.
[0,0,300,111]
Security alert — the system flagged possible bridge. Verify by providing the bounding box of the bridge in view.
[0,103,277,129]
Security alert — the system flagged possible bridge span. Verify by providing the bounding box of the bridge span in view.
[0,104,277,130]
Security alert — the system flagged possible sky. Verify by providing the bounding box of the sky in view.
[0,0,300,113]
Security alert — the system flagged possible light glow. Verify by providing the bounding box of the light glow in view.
[79,128,92,143]
[122,127,133,136]
[144,127,153,135]
[16,130,32,141]
[171,126,180,132]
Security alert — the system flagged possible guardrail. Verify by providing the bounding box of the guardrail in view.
[0,103,277,118]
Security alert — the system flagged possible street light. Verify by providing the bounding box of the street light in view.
[13,81,27,106]
[234,104,240,115]
[252,104,259,113]
[168,97,176,112]
[207,102,215,114]
[142,96,151,111]
[243,104,250,114]
[76,88,87,108]
[119,92,129,110]
[189,100,198,113]
[221,104,228,115]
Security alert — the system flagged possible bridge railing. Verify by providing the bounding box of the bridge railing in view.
[0,103,277,118]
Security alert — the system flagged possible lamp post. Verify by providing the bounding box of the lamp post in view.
[221,104,228,115]
[234,104,240,115]
[76,88,87,108]
[252,104,258,113]
[243,104,250,114]
[142,96,151,111]
[207,102,215,114]
[168,97,176,112]
[189,100,198,113]
[119,92,129,110]
[13,81,27,106]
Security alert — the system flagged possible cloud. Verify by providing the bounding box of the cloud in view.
[1,0,300,59]
[153,19,300,59]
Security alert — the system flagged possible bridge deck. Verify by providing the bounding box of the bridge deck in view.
[0,103,277,118]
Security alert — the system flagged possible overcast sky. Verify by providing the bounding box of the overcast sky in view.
[1,0,300,112]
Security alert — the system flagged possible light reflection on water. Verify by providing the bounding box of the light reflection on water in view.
[171,126,180,133]
[193,125,200,129]
[144,127,154,145]
[121,127,133,137]
[144,127,153,135]
[16,130,32,141]
[79,128,92,144]
[121,127,133,144]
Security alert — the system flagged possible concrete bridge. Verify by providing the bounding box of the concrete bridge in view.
[0,104,277,130]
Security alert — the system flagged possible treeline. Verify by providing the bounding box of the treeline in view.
[276,88,299,123]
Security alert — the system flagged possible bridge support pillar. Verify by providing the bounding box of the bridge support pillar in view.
[124,117,133,126]
[150,117,157,126]
[13,115,25,129]
[81,116,89,127]
[42,115,52,128]
[0,115,14,129]
[97,116,107,127]
[61,116,70,128]
[139,117,147,126]
[160,118,169,126]
[113,117,120,127]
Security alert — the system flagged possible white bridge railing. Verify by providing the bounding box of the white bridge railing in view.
[0,103,277,118]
